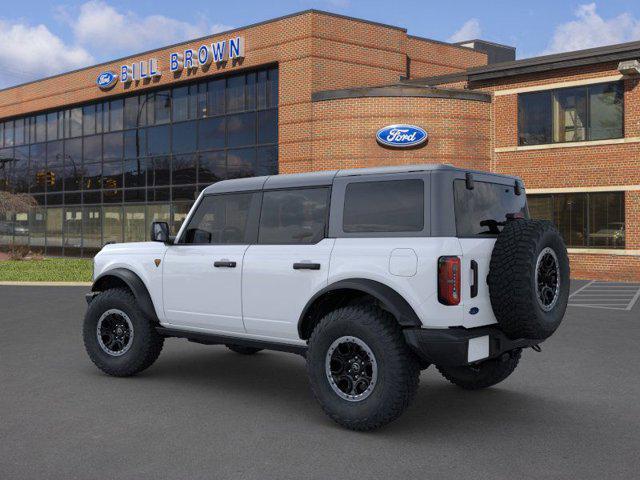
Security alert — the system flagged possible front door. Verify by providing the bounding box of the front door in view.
[162,192,260,333]
[242,187,333,341]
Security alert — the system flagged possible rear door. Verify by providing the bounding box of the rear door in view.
[162,192,260,333]
[453,178,528,327]
[242,187,333,341]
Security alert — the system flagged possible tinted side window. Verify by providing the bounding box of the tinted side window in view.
[454,180,528,237]
[343,180,424,233]
[181,193,254,244]
[259,188,329,244]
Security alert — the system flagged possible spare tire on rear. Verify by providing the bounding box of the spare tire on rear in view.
[488,219,570,340]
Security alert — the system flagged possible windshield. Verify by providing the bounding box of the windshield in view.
[454,179,529,237]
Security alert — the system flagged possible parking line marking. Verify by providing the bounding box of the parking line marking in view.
[569,280,595,298]
[626,287,640,311]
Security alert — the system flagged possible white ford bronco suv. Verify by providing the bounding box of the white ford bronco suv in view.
[84,164,570,430]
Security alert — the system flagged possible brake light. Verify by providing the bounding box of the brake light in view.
[438,256,461,305]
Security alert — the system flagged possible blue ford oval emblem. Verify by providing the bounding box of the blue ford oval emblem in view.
[96,71,118,90]
[376,124,428,148]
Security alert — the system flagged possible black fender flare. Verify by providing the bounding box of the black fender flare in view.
[92,268,159,323]
[297,278,423,338]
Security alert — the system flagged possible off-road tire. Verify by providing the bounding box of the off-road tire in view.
[83,288,164,377]
[226,344,263,355]
[488,219,570,340]
[306,305,420,431]
[437,349,521,390]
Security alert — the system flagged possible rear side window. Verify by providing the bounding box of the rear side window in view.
[454,180,528,236]
[181,193,254,244]
[258,188,329,244]
[343,180,424,232]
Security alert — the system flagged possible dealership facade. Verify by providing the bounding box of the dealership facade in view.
[0,10,639,281]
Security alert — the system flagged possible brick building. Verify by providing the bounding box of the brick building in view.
[0,10,638,281]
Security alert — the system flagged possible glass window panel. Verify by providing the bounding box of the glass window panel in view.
[12,211,29,246]
[172,153,197,185]
[83,162,101,191]
[171,202,191,232]
[148,187,170,202]
[207,79,225,116]
[82,206,101,252]
[147,204,171,239]
[226,75,245,113]
[172,86,189,122]
[103,132,123,160]
[259,188,329,244]
[13,146,29,193]
[14,118,25,145]
[47,193,63,205]
[268,67,278,108]
[172,121,197,154]
[227,112,255,147]
[553,87,588,143]
[197,83,207,118]
[173,186,196,201]
[109,99,124,131]
[555,193,587,247]
[124,205,146,242]
[154,91,171,124]
[588,192,625,248]
[124,129,146,158]
[0,122,4,148]
[0,211,13,246]
[181,192,254,244]
[45,207,63,253]
[227,148,256,179]
[64,191,81,205]
[46,141,64,192]
[149,156,170,186]
[147,125,170,155]
[35,115,46,143]
[257,70,268,109]
[64,207,83,255]
[246,72,256,110]
[103,206,123,244]
[103,187,122,203]
[28,144,46,193]
[29,207,46,250]
[528,195,554,221]
[344,180,424,233]
[188,85,198,120]
[96,103,104,134]
[124,158,146,188]
[454,180,528,236]
[0,148,12,191]
[83,134,102,163]
[518,91,552,145]
[198,151,226,184]
[198,117,225,150]
[256,146,278,176]
[44,113,57,142]
[70,108,82,138]
[257,109,277,144]
[124,96,139,129]
[124,189,146,203]
[83,105,96,135]
[83,191,101,204]
[5,121,15,146]
[64,138,82,192]
[102,160,123,189]
[589,83,623,141]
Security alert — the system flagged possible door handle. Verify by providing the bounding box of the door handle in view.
[470,260,479,298]
[214,260,237,268]
[293,262,321,270]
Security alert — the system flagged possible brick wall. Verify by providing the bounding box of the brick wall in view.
[406,37,487,79]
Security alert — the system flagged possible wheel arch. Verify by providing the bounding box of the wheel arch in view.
[92,268,159,323]
[297,278,423,340]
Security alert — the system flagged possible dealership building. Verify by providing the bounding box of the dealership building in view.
[0,10,639,281]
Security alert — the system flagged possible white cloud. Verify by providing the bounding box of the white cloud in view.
[448,19,481,43]
[543,3,640,54]
[68,1,232,57]
[0,20,93,88]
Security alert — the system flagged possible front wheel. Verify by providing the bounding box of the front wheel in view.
[306,305,420,431]
[436,349,521,390]
[83,288,164,377]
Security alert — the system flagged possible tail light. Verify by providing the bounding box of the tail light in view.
[438,256,461,305]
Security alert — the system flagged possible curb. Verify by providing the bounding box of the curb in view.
[0,281,92,287]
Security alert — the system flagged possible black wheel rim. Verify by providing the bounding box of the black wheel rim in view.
[535,247,560,312]
[96,309,134,356]
[325,336,378,402]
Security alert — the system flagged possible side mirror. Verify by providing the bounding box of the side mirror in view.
[151,221,171,243]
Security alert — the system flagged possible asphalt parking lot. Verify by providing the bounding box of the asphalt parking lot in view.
[1,281,639,480]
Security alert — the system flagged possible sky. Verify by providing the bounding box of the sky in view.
[1,0,640,88]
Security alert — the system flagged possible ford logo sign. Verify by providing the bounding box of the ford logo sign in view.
[96,71,118,90]
[376,124,428,148]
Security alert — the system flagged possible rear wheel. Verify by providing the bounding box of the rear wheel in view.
[306,305,420,431]
[83,288,164,377]
[437,349,521,390]
[226,344,263,355]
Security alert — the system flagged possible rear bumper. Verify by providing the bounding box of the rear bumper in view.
[403,326,541,367]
